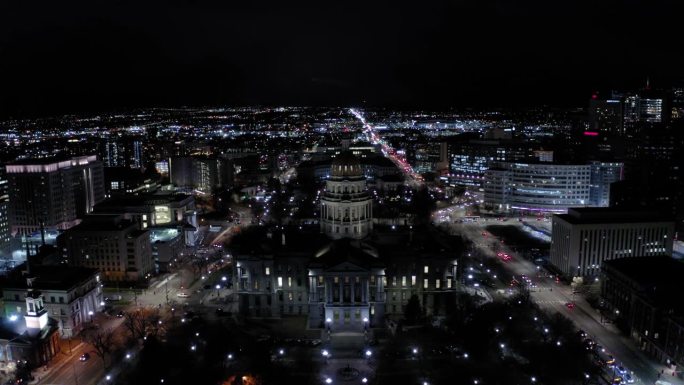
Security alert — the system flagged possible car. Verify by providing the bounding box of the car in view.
[79,353,90,362]
[116,311,125,318]
[616,366,627,375]
[605,356,616,367]
[177,292,190,298]
[565,302,576,309]
[622,373,634,384]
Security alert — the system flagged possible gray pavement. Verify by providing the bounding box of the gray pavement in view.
[449,217,684,385]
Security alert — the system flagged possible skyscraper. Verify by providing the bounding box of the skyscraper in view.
[6,155,105,236]
[588,95,623,135]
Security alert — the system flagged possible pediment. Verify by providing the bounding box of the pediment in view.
[324,261,368,273]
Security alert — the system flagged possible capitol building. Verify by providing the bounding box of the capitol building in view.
[320,149,373,239]
[232,144,462,329]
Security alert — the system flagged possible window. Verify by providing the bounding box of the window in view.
[288,292,293,301]
[318,276,324,284]
[447,278,452,289]
[334,276,339,284]
[424,265,429,274]
[411,275,416,286]
[277,277,283,288]
[288,277,292,287]
[423,279,428,289]
[436,279,441,289]
[392,276,397,286]
[265,267,270,276]
[401,276,407,287]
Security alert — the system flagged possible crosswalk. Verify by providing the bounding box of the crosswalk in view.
[532,299,566,305]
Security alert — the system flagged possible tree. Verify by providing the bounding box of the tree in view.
[404,294,423,325]
[123,308,158,341]
[84,328,116,369]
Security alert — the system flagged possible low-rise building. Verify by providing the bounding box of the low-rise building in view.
[1,264,102,337]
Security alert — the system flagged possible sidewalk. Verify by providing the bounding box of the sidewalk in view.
[30,338,84,384]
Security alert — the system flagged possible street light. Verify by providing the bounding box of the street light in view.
[325,378,332,384]
[531,377,536,383]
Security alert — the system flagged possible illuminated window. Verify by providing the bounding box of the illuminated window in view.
[423,279,428,289]
[401,276,407,287]
[411,275,416,286]
[436,279,441,289]
[265,267,270,276]
[277,277,283,288]
[424,265,429,274]
[447,278,452,289]
[288,277,292,287]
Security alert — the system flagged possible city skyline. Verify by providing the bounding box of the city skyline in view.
[1,2,683,385]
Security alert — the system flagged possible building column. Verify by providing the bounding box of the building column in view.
[351,278,355,304]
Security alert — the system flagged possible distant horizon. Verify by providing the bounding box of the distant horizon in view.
[3,0,682,120]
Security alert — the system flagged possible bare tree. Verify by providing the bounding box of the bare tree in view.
[84,328,116,369]
[123,308,166,343]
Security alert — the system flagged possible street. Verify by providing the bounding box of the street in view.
[446,214,683,385]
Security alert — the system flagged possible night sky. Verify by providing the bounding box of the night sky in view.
[0,0,681,117]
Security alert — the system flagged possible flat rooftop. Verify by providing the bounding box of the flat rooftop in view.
[555,207,673,225]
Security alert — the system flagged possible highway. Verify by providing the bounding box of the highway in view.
[442,213,681,385]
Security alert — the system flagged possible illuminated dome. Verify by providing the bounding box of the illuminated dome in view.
[331,150,363,178]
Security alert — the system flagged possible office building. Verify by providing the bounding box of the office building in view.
[6,155,105,236]
[550,208,675,278]
[57,215,154,282]
[601,257,684,368]
[100,138,144,169]
[93,193,197,247]
[589,162,624,207]
[483,162,592,213]
[0,167,10,257]
[448,139,531,187]
[170,156,233,194]
[588,96,623,135]
[483,161,623,213]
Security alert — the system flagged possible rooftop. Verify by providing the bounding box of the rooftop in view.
[555,207,673,225]
[0,263,99,291]
[603,256,684,312]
